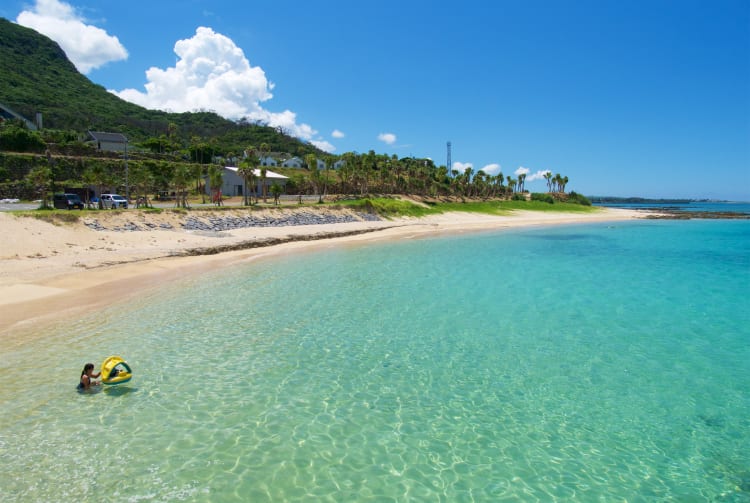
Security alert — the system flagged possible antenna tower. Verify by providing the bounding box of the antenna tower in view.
[446,141,452,175]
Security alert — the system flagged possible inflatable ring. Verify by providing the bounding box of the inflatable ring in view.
[101,356,132,385]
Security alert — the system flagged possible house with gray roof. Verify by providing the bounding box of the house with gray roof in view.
[87,131,128,152]
[207,166,289,197]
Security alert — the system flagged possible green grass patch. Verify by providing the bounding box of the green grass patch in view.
[433,201,512,215]
[333,198,439,218]
[331,197,599,218]
[494,200,598,213]
[13,208,83,224]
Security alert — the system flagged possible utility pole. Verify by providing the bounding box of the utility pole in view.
[124,138,129,202]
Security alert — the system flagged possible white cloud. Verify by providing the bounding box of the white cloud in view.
[16,0,128,74]
[332,129,345,139]
[515,166,551,182]
[311,140,335,153]
[527,169,551,182]
[480,163,502,176]
[111,26,318,142]
[378,132,397,145]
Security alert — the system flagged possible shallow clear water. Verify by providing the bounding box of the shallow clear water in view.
[1,220,749,502]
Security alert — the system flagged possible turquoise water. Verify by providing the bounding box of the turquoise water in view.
[1,219,749,501]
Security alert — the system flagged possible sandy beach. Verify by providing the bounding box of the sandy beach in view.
[0,206,644,337]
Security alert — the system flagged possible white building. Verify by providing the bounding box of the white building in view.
[281,156,304,168]
[207,167,289,197]
[86,131,128,152]
[259,156,278,167]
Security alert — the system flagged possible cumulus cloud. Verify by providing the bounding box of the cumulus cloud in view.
[528,169,551,182]
[311,140,335,153]
[480,163,502,176]
[378,133,397,145]
[515,166,551,182]
[332,129,345,139]
[112,26,319,142]
[16,0,128,73]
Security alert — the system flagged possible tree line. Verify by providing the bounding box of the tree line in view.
[1,120,583,207]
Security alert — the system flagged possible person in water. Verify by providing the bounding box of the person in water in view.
[78,363,101,390]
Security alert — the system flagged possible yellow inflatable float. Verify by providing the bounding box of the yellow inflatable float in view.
[101,356,132,385]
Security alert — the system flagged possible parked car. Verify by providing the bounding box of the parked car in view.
[53,193,84,210]
[100,193,128,209]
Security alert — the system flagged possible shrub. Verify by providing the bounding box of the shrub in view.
[567,191,592,206]
[531,192,555,204]
[511,193,526,201]
[0,124,46,153]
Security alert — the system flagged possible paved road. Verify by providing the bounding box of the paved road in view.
[0,203,38,211]
[0,195,323,212]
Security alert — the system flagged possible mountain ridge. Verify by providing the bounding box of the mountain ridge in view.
[0,17,324,157]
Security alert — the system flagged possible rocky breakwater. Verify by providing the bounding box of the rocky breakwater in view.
[182,209,381,232]
[642,208,750,220]
[176,209,388,257]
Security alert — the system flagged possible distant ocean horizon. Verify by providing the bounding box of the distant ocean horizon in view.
[1,218,748,501]
[594,200,750,215]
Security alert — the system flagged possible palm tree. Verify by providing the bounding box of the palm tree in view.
[208,164,224,206]
[189,136,203,163]
[323,155,334,198]
[340,152,356,195]
[518,173,527,193]
[305,153,321,202]
[172,164,192,208]
[129,162,155,208]
[270,182,282,205]
[449,169,460,197]
[507,176,517,194]
[27,165,52,209]
[544,171,553,193]
[259,165,268,203]
[191,163,206,204]
[463,167,474,197]
[83,160,112,209]
[553,173,563,193]
[237,155,258,206]
[396,157,407,193]
[259,142,270,203]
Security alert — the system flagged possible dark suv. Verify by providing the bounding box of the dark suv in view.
[53,193,84,210]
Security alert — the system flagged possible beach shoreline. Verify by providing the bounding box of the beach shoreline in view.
[0,206,646,338]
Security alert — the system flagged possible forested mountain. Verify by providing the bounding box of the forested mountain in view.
[0,17,324,157]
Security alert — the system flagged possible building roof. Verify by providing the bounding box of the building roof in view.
[87,131,128,143]
[225,167,288,179]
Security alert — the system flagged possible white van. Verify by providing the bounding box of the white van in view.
[100,194,128,209]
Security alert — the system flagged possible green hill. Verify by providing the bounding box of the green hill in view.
[0,17,323,157]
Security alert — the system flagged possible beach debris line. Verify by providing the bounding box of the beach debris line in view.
[174,227,400,257]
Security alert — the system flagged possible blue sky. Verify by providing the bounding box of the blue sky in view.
[3,0,749,199]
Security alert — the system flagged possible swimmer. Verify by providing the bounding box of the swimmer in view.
[77,363,101,390]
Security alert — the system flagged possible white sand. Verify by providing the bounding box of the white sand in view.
[0,206,645,337]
